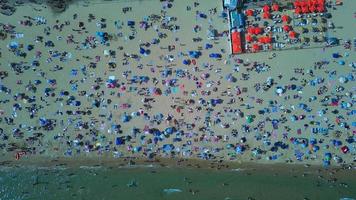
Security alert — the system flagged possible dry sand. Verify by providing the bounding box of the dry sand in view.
[0,0,355,168]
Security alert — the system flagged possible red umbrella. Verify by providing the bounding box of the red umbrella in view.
[282,15,290,23]
[301,6,309,13]
[263,4,270,12]
[263,12,271,19]
[254,27,263,35]
[317,5,325,12]
[309,5,316,12]
[283,25,291,32]
[246,34,253,42]
[289,31,297,38]
[272,4,280,12]
[247,27,254,34]
[258,37,265,44]
[252,44,260,51]
[264,37,272,43]
[246,9,254,16]
[300,1,307,7]
[294,0,301,8]
[295,7,302,14]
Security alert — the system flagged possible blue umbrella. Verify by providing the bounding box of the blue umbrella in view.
[205,43,213,49]
[121,114,131,123]
[162,144,174,152]
[116,137,124,145]
[165,127,175,135]
[209,53,222,58]
[183,59,190,65]
[338,60,345,65]
[332,53,339,58]
[139,47,145,54]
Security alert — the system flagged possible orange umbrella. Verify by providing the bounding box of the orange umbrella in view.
[289,31,297,38]
[283,25,291,32]
[246,9,254,16]
[246,34,253,42]
[263,12,271,19]
[282,15,290,23]
[272,3,280,12]
[263,4,270,12]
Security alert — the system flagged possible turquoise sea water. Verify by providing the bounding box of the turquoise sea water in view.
[0,166,355,200]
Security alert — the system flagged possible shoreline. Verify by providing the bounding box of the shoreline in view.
[1,154,354,172]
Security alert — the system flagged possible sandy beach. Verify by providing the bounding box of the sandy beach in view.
[0,0,355,171]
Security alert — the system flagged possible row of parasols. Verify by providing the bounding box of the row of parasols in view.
[294,0,326,14]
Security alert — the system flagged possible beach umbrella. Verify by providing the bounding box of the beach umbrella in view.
[289,31,297,38]
[283,25,291,32]
[295,7,302,14]
[263,12,271,19]
[258,37,266,43]
[247,27,254,34]
[309,5,316,12]
[302,6,309,13]
[246,34,253,42]
[121,113,131,123]
[246,9,254,16]
[282,15,290,23]
[254,27,263,35]
[115,137,124,145]
[165,127,175,135]
[263,4,270,12]
[252,44,260,51]
[300,1,308,7]
[294,0,301,8]
[332,53,340,58]
[139,47,145,54]
[162,144,174,152]
[246,115,253,123]
[338,76,346,84]
[338,60,345,65]
[341,146,349,154]
[264,36,272,43]
[272,3,280,12]
[317,6,325,12]
[183,59,190,65]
